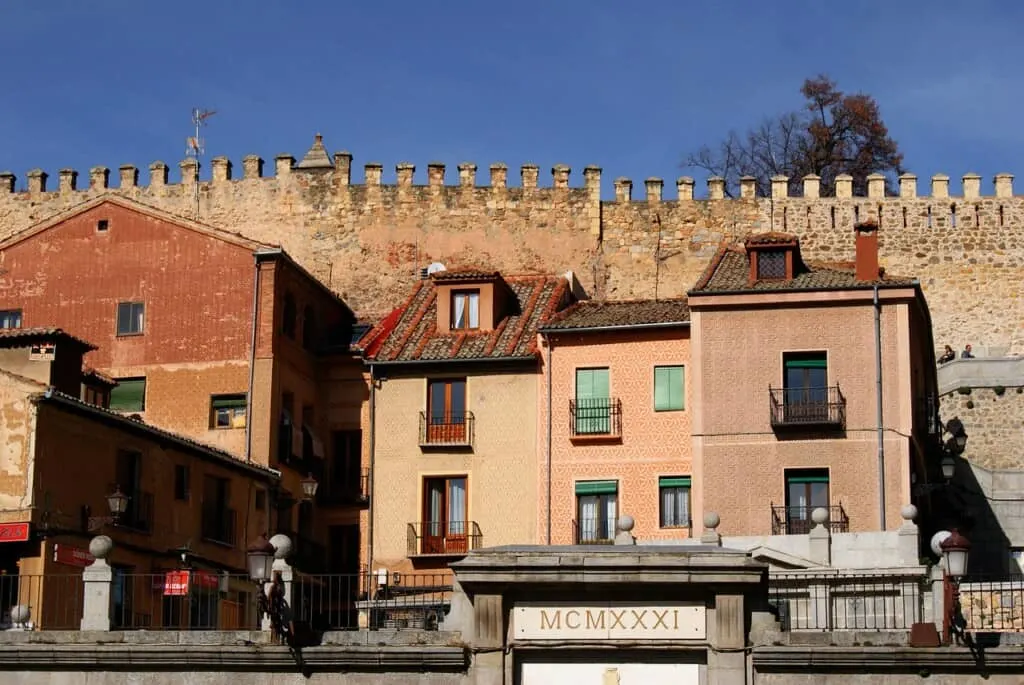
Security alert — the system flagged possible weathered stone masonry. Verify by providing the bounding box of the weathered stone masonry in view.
[0,151,1021,361]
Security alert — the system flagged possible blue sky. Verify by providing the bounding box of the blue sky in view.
[2,1,1021,199]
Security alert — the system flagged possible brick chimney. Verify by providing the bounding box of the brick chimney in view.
[854,220,880,281]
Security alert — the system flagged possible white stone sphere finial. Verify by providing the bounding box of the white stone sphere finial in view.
[703,512,720,530]
[269,533,293,560]
[617,515,635,533]
[901,504,918,522]
[811,507,829,525]
[88,535,113,560]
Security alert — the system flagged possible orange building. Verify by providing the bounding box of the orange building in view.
[538,300,693,545]
[687,223,940,537]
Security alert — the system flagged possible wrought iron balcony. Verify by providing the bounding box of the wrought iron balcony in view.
[771,504,850,535]
[572,518,616,545]
[769,386,846,430]
[407,521,482,557]
[419,412,475,448]
[569,398,622,440]
[318,467,370,506]
[200,506,237,547]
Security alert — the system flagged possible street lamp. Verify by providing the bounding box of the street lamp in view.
[940,528,971,645]
[87,486,130,531]
[246,533,292,644]
[246,533,276,583]
[940,454,956,481]
[300,473,319,502]
[945,417,968,455]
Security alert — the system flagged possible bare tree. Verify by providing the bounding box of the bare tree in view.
[686,76,904,198]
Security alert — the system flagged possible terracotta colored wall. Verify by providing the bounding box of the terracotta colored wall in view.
[692,302,913,536]
[0,373,39,517]
[544,329,692,544]
[370,369,539,571]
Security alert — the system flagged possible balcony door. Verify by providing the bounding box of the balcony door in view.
[575,480,617,543]
[783,352,828,422]
[428,379,466,443]
[784,469,830,534]
[575,368,610,434]
[423,476,467,554]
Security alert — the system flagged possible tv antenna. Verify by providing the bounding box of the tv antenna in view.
[185,107,217,218]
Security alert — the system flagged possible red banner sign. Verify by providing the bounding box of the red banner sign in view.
[163,570,190,596]
[53,544,94,567]
[161,570,221,596]
[0,523,30,543]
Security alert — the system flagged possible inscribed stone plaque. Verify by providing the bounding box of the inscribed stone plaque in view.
[514,603,706,640]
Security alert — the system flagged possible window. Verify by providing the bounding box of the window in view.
[575,480,617,543]
[115,449,148,531]
[302,305,317,351]
[254,489,267,511]
[116,302,144,336]
[109,377,146,412]
[756,250,787,279]
[282,292,297,339]
[653,365,685,412]
[0,310,22,329]
[659,477,691,528]
[422,476,468,554]
[278,392,294,464]
[574,367,610,434]
[201,475,235,545]
[330,429,363,499]
[427,378,467,442]
[784,469,830,534]
[210,394,247,429]
[782,352,828,421]
[97,219,109,232]
[174,465,190,501]
[450,290,480,330]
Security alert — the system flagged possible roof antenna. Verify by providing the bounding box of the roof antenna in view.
[186,108,217,219]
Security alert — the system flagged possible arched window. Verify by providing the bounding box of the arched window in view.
[282,292,297,338]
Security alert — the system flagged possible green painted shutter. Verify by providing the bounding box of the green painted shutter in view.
[654,366,684,411]
[575,368,610,434]
[659,476,691,488]
[784,357,827,369]
[211,395,247,409]
[575,480,618,495]
[110,379,146,412]
[787,474,830,483]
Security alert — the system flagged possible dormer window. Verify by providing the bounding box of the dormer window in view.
[756,250,787,280]
[451,290,480,330]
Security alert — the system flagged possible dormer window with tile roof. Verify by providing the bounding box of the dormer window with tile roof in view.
[431,269,512,334]
[756,250,787,280]
[744,233,799,284]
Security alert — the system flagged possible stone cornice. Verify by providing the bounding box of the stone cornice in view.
[0,643,469,672]
[753,645,1020,672]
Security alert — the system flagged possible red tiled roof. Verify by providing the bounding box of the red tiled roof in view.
[541,299,690,331]
[430,268,503,282]
[744,231,798,246]
[0,327,97,350]
[367,274,571,363]
[82,366,117,386]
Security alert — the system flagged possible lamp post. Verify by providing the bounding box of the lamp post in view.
[300,473,319,502]
[87,486,129,532]
[940,528,971,644]
[246,533,291,643]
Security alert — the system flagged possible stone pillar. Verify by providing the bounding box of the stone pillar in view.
[179,159,199,187]
[58,169,77,194]
[802,174,820,199]
[333,151,352,186]
[274,154,294,179]
[994,173,1014,198]
[834,174,853,199]
[962,173,981,200]
[490,163,508,189]
[677,176,695,200]
[427,162,445,188]
[552,164,570,189]
[364,163,383,186]
[867,173,886,199]
[707,177,725,200]
[645,177,663,203]
[396,162,415,188]
[583,166,602,236]
[808,507,832,567]
[897,504,920,566]
[470,593,505,685]
[521,164,539,189]
[771,175,788,199]
[613,515,636,545]
[0,172,15,194]
[263,534,295,632]
[931,174,949,199]
[614,177,632,202]
[458,163,477,188]
[243,155,264,180]
[701,512,722,546]
[89,166,109,191]
[81,536,114,631]
[119,165,138,189]
[899,173,917,198]
[27,169,48,195]
[739,176,756,199]
[211,157,232,184]
[149,161,168,188]
[709,594,747,684]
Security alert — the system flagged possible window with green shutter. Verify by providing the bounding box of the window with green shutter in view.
[659,476,691,528]
[210,394,247,429]
[574,367,611,434]
[653,365,684,411]
[109,377,146,412]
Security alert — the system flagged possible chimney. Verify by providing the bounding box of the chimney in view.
[854,220,880,281]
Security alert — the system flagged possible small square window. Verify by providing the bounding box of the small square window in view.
[451,290,480,330]
[109,377,146,412]
[0,310,22,330]
[97,219,109,232]
[211,394,247,429]
[116,302,144,336]
[756,250,787,280]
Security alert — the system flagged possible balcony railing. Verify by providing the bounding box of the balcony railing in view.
[111,488,153,534]
[200,506,237,547]
[572,518,616,545]
[771,504,850,535]
[769,386,846,429]
[418,412,475,447]
[569,398,622,439]
[280,530,328,573]
[407,521,482,557]
[319,467,370,506]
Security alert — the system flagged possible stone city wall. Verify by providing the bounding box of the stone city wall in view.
[1,148,1022,359]
[941,387,1024,470]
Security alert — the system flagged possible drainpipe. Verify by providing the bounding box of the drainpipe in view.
[245,256,262,462]
[874,284,886,530]
[367,363,377,570]
[543,333,553,545]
